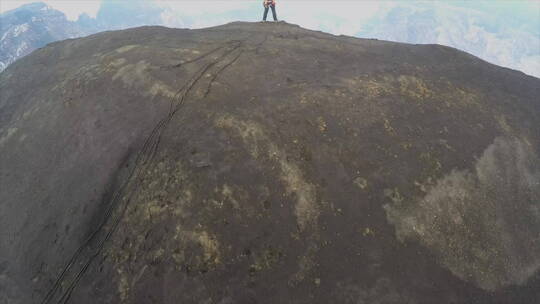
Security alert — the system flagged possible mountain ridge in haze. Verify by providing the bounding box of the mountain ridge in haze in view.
[0,0,166,72]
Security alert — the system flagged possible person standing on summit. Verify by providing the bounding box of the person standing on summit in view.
[263,0,278,22]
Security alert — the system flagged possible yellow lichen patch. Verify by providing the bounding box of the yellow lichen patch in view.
[249,247,283,274]
[297,90,315,104]
[375,144,396,159]
[0,127,18,147]
[112,61,149,85]
[172,249,185,268]
[453,87,482,107]
[193,230,221,266]
[172,227,222,270]
[109,58,127,67]
[438,82,484,109]
[384,137,540,291]
[333,88,348,98]
[215,115,265,158]
[112,60,177,98]
[289,248,317,286]
[215,114,319,231]
[353,177,368,190]
[220,184,248,210]
[344,74,486,113]
[115,44,140,54]
[383,118,396,135]
[21,104,40,120]
[116,263,149,303]
[495,114,513,134]
[384,188,404,204]
[299,93,308,104]
[398,75,433,100]
[279,157,319,230]
[419,151,442,175]
[362,227,374,237]
[105,158,223,301]
[50,64,104,99]
[173,48,195,55]
[400,142,413,150]
[317,116,328,132]
[149,83,177,99]
[117,268,130,303]
[216,115,323,287]
[341,76,393,99]
[521,137,533,148]
[438,139,454,151]
[414,179,431,193]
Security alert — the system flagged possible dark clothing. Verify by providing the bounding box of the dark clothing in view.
[263,5,277,21]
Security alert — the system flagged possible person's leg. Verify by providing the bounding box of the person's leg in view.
[271,5,278,21]
[263,7,269,21]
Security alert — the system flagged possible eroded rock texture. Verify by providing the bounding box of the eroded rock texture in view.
[385,136,540,291]
[0,22,539,304]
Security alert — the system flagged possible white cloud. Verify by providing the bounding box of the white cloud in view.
[517,55,540,77]
[45,1,101,20]
[155,0,252,15]
[1,1,35,13]
[155,0,259,28]
[279,1,389,35]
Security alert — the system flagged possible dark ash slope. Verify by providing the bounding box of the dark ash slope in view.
[1,22,539,304]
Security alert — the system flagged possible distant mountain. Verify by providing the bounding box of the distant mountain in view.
[0,0,166,72]
[0,3,88,71]
[358,3,540,77]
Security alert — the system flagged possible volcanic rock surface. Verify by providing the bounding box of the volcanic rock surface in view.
[1,22,539,304]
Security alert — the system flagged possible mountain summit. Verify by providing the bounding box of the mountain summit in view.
[1,22,539,304]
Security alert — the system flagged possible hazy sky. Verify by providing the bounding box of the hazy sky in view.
[2,0,539,76]
[2,1,539,23]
